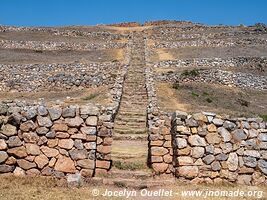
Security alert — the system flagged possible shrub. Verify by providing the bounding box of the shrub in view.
[181,69,199,77]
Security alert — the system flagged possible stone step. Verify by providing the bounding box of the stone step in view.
[114,124,146,130]
[115,120,146,126]
[113,133,147,141]
[115,116,146,122]
[113,128,147,135]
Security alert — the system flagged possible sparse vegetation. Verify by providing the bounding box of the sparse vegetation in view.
[113,181,127,188]
[82,93,99,101]
[191,91,199,97]
[181,69,199,77]
[260,114,267,121]
[112,160,145,171]
[172,81,180,89]
[237,98,250,107]
[206,97,213,103]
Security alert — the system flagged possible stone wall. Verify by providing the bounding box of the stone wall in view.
[0,103,100,177]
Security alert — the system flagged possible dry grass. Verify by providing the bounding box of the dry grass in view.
[156,82,267,117]
[0,85,111,106]
[0,175,266,200]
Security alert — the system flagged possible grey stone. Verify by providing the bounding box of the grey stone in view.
[232,129,247,142]
[227,152,238,171]
[223,121,236,130]
[258,133,267,141]
[176,138,187,149]
[243,150,260,158]
[206,145,214,154]
[258,159,267,175]
[220,143,233,154]
[0,164,15,173]
[80,127,96,135]
[74,140,84,150]
[203,155,215,164]
[213,118,224,126]
[216,153,228,161]
[46,131,56,139]
[80,105,99,116]
[36,127,49,135]
[218,127,231,142]
[243,156,257,168]
[69,149,88,160]
[0,151,8,163]
[211,161,221,171]
[37,116,53,127]
[62,107,76,118]
[48,107,62,121]
[185,118,198,127]
[25,108,37,120]
[38,106,48,116]
[7,136,22,147]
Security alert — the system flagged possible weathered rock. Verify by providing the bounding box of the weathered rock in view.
[211,161,221,171]
[20,120,36,132]
[227,152,238,171]
[192,113,208,122]
[40,146,59,157]
[7,146,27,158]
[52,123,68,132]
[38,106,48,116]
[218,127,231,142]
[176,138,187,149]
[188,135,206,146]
[1,124,17,136]
[258,133,267,141]
[243,156,257,168]
[7,136,22,147]
[56,132,69,139]
[58,139,74,150]
[232,129,247,142]
[258,159,267,175]
[17,159,36,170]
[13,167,25,176]
[77,159,95,169]
[54,156,76,173]
[243,150,260,158]
[25,143,40,155]
[62,107,76,118]
[178,156,193,165]
[152,163,168,173]
[80,106,99,116]
[216,153,228,161]
[151,147,168,156]
[191,147,205,158]
[0,139,7,150]
[203,155,215,164]
[80,127,96,135]
[0,151,8,163]
[37,116,53,128]
[205,133,221,144]
[85,116,98,126]
[0,164,15,173]
[22,132,39,143]
[48,107,62,121]
[178,166,199,179]
[212,118,224,126]
[34,154,49,169]
[237,175,251,185]
[69,149,87,160]
[223,121,236,130]
[65,117,83,127]
[36,127,49,135]
[84,142,96,150]
[207,124,217,132]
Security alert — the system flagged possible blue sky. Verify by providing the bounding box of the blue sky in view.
[1,0,267,26]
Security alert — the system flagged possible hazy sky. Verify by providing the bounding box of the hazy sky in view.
[1,0,267,26]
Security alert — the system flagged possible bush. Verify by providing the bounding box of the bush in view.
[259,114,267,121]
[181,69,199,77]
[172,82,180,89]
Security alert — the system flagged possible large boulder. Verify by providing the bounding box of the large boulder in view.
[54,156,76,173]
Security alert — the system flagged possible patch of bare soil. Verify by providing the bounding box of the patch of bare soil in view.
[0,48,124,64]
[0,85,111,106]
[154,46,267,61]
[156,82,267,118]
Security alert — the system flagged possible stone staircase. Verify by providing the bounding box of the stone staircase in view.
[93,32,176,188]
